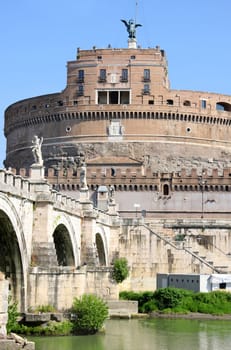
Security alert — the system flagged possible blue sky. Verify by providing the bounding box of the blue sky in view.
[1,0,231,168]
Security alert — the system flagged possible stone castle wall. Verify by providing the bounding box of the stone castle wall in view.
[4,47,231,171]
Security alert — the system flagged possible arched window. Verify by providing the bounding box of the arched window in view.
[216,102,231,111]
[183,100,191,107]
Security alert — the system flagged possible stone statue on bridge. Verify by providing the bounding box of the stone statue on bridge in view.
[80,162,88,190]
[31,135,43,166]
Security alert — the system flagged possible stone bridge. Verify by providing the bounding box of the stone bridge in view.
[0,167,120,312]
[2,167,231,314]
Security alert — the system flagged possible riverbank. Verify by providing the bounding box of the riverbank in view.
[149,311,231,320]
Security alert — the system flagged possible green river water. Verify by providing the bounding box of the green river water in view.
[31,318,231,350]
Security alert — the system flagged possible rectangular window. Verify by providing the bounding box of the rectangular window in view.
[78,70,84,83]
[121,69,128,82]
[98,91,107,104]
[143,84,150,95]
[97,90,130,104]
[201,99,207,109]
[120,91,130,104]
[99,69,106,82]
[77,84,84,96]
[109,91,118,104]
[143,69,150,82]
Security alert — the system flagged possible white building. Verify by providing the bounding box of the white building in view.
[157,273,231,293]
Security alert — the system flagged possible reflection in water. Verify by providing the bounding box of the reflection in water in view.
[32,318,231,350]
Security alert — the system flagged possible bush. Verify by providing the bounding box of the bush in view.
[153,288,183,310]
[71,294,108,335]
[112,258,129,283]
[120,288,231,315]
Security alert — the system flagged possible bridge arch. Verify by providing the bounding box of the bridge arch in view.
[0,194,28,311]
[94,226,109,266]
[52,214,80,267]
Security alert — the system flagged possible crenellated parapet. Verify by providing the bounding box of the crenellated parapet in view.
[8,166,231,193]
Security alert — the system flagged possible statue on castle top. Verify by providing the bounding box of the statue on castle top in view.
[121,19,142,39]
[31,135,43,166]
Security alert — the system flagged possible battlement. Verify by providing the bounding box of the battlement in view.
[8,166,231,193]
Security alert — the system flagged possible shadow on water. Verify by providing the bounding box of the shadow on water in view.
[32,318,231,350]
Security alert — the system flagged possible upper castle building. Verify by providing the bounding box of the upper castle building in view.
[4,21,231,213]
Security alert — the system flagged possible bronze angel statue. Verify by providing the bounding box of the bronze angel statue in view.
[121,19,142,39]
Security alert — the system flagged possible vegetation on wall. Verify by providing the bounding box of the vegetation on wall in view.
[112,257,129,283]
[120,288,231,315]
[7,297,19,334]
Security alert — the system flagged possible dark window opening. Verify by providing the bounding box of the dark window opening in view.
[143,84,150,95]
[77,70,84,83]
[143,69,150,82]
[120,91,129,104]
[163,184,169,196]
[98,91,130,104]
[167,99,174,105]
[98,91,107,104]
[201,100,207,109]
[149,100,154,105]
[77,85,84,96]
[216,102,231,112]
[130,55,136,59]
[183,100,191,107]
[109,91,119,104]
[99,69,106,82]
[219,283,226,289]
[121,69,128,82]
[111,168,116,176]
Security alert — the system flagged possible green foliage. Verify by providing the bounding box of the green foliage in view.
[153,287,192,310]
[33,304,56,313]
[112,258,129,283]
[12,321,73,336]
[71,294,109,335]
[7,296,19,334]
[120,288,231,315]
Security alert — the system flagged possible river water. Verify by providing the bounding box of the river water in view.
[32,318,231,350]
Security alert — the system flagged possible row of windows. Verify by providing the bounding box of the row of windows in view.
[77,68,151,84]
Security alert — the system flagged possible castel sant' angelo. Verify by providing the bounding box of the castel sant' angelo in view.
[4,19,231,216]
[2,18,231,320]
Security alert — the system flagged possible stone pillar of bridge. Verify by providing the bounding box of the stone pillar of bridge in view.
[30,176,58,267]
[79,193,97,265]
